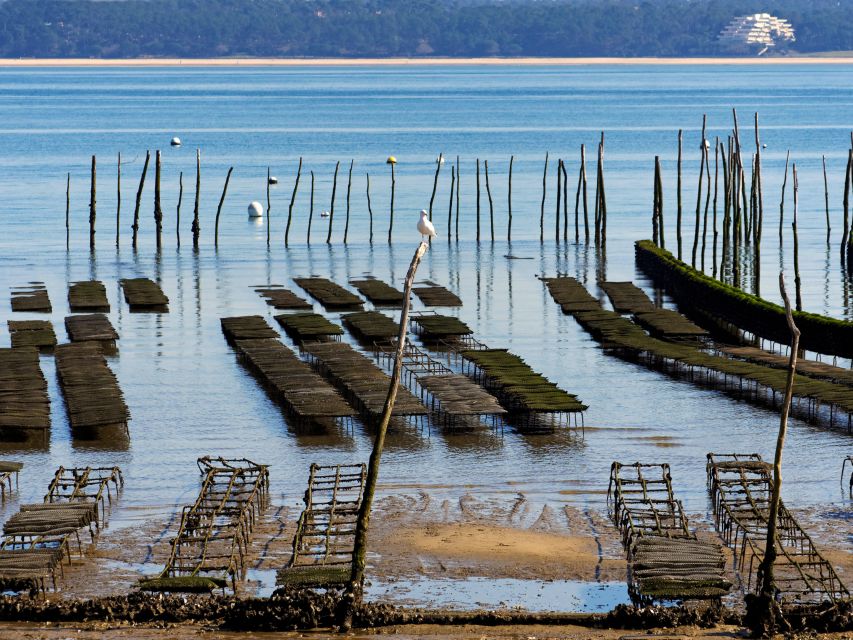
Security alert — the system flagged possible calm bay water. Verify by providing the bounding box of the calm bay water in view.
[0,64,850,604]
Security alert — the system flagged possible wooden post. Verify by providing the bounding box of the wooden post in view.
[581,144,589,243]
[191,149,200,250]
[154,149,163,251]
[476,158,481,242]
[388,161,395,244]
[819,155,829,243]
[134,154,152,247]
[701,139,712,271]
[366,172,374,244]
[677,129,683,259]
[65,173,70,250]
[792,165,802,311]
[754,112,764,249]
[691,117,706,268]
[285,157,302,247]
[326,161,340,245]
[598,135,607,244]
[176,172,183,248]
[89,155,96,250]
[343,160,354,244]
[555,159,562,241]
[721,141,730,279]
[657,155,665,250]
[755,272,799,638]
[652,156,660,246]
[507,155,513,242]
[540,152,548,242]
[307,171,315,244]
[213,167,233,249]
[485,159,495,242]
[712,139,720,277]
[266,167,271,247]
[574,164,581,243]
[428,154,443,223]
[843,149,852,256]
[779,150,790,243]
[345,240,429,626]
[593,149,600,246]
[447,165,455,243]
[562,159,568,242]
[455,155,460,241]
[116,152,121,247]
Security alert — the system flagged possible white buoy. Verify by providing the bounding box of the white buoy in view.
[248,201,263,218]
[437,156,445,165]
[170,137,182,146]
[268,176,279,185]
[320,210,330,218]
[762,143,768,149]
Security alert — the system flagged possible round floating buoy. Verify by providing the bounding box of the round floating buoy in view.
[386,156,397,165]
[437,156,445,165]
[268,176,279,185]
[320,210,330,218]
[170,137,182,146]
[248,201,263,218]
[762,143,768,149]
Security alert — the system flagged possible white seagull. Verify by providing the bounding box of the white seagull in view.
[417,209,436,241]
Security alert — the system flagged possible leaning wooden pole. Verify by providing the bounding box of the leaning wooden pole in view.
[455,155,460,241]
[326,160,340,245]
[343,160,354,244]
[476,158,481,242]
[779,150,790,244]
[428,154,443,223]
[842,149,852,254]
[507,155,513,241]
[754,271,799,638]
[176,171,183,248]
[115,152,121,247]
[485,159,495,241]
[89,155,96,250]
[691,117,706,268]
[130,151,148,249]
[345,240,429,627]
[191,149,200,250]
[540,152,548,242]
[154,149,163,251]
[388,161,396,244]
[213,167,234,249]
[366,172,374,244]
[447,165,455,243]
[307,171,315,245]
[285,157,302,247]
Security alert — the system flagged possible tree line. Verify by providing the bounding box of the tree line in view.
[0,0,851,58]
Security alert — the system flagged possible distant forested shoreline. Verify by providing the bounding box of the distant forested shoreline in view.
[1,0,851,59]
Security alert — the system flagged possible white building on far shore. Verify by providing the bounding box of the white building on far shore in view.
[718,13,795,54]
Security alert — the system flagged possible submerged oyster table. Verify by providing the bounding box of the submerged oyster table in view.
[8,320,57,351]
[0,347,50,434]
[119,278,169,312]
[68,281,110,313]
[10,284,51,313]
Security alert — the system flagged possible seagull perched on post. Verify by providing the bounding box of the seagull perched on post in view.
[417,209,436,241]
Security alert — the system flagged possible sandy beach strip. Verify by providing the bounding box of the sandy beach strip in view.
[1,56,853,67]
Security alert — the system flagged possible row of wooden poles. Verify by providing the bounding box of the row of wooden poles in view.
[69,138,610,250]
[650,109,853,308]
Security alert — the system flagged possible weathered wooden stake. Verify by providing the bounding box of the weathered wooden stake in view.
[191,149,200,250]
[65,173,70,250]
[792,165,802,311]
[779,150,790,244]
[652,157,660,246]
[116,152,121,247]
[89,155,96,250]
[476,158,481,242]
[507,155,513,241]
[455,155,460,241]
[598,134,607,244]
[307,171,315,244]
[561,160,568,242]
[540,152,548,242]
[484,159,495,241]
[657,155,665,249]
[133,151,151,250]
[754,271,799,638]
[677,129,683,260]
[343,160,354,244]
[712,139,720,277]
[326,161,340,244]
[266,167,271,247]
[447,165,455,243]
[154,150,163,251]
[555,159,562,242]
[176,172,183,248]
[366,172,374,244]
[581,145,589,243]
[701,140,711,271]
[345,240,428,626]
[388,161,396,244]
[428,154,443,222]
[574,164,582,242]
[691,118,706,267]
[843,149,852,256]
[285,157,302,247]
[213,167,233,249]
[754,112,764,249]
